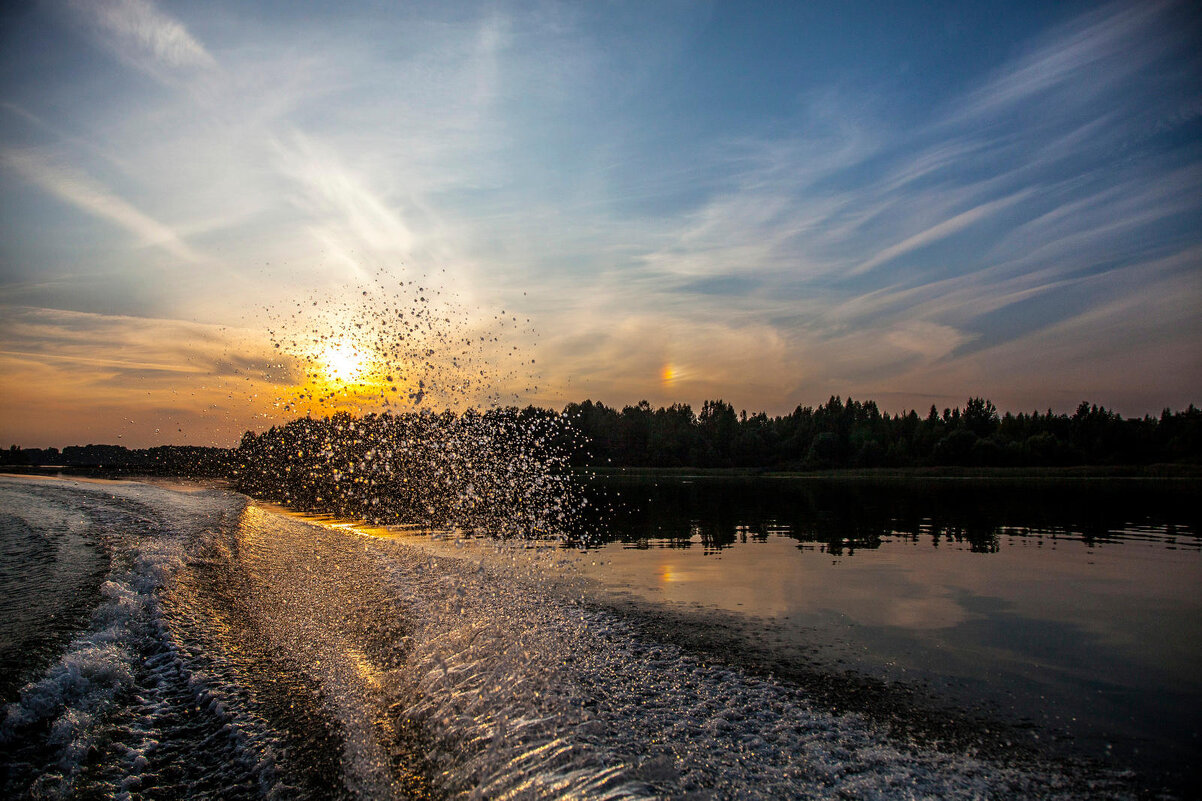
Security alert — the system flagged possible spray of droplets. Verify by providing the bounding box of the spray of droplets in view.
[236,270,585,538]
[233,408,585,537]
[258,270,540,416]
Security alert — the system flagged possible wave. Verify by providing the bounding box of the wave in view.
[0,478,283,800]
[359,528,1122,800]
[0,477,1138,799]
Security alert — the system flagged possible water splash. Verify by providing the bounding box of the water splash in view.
[235,270,586,540]
[232,406,583,539]
[259,270,539,418]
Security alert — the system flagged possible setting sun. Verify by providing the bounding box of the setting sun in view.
[321,343,370,383]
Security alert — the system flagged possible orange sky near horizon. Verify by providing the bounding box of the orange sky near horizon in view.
[3,291,1198,451]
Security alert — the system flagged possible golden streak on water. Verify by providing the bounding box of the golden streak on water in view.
[345,646,384,691]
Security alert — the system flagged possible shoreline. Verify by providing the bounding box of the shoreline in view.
[585,464,1202,480]
[5,462,1202,483]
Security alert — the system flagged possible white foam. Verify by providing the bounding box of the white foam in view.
[0,479,285,799]
[352,527,1125,799]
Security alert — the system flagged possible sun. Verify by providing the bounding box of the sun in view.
[322,343,370,383]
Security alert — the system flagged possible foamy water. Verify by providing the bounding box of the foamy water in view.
[0,476,1139,799]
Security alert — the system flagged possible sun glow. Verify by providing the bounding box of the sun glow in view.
[264,277,526,419]
[322,343,370,383]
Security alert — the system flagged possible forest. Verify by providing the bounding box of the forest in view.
[560,397,1202,469]
[4,397,1200,475]
[0,443,233,475]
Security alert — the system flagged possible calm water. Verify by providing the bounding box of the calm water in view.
[564,475,1202,787]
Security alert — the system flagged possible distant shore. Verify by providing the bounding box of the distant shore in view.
[585,463,1202,480]
[0,465,232,487]
[5,462,1202,483]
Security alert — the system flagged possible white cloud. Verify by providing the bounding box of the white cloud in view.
[4,0,1198,422]
[884,320,974,362]
[1,149,203,263]
[849,192,1029,276]
[955,1,1166,121]
[272,133,416,265]
[71,0,215,72]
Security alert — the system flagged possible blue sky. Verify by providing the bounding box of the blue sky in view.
[1,0,1200,447]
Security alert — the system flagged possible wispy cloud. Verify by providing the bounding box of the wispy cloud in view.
[955,1,1169,122]
[272,133,416,264]
[581,0,1200,415]
[0,306,297,446]
[2,0,1198,430]
[850,191,1030,276]
[69,0,214,72]
[1,149,203,263]
[884,320,975,363]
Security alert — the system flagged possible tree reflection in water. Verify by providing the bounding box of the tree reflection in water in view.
[571,476,1201,555]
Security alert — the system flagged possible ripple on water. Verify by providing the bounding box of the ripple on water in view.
[0,478,1147,799]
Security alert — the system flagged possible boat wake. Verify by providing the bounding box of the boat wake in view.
[1,476,1134,799]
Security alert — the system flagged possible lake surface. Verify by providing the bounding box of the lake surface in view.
[2,472,1198,799]
[560,475,1202,789]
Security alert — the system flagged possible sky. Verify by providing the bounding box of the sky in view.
[1,0,1200,448]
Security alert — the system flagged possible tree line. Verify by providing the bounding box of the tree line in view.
[4,397,1200,475]
[560,397,1202,469]
[0,443,233,475]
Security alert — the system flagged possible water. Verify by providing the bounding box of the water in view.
[0,481,109,701]
[565,476,1202,791]
[1,473,1196,799]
